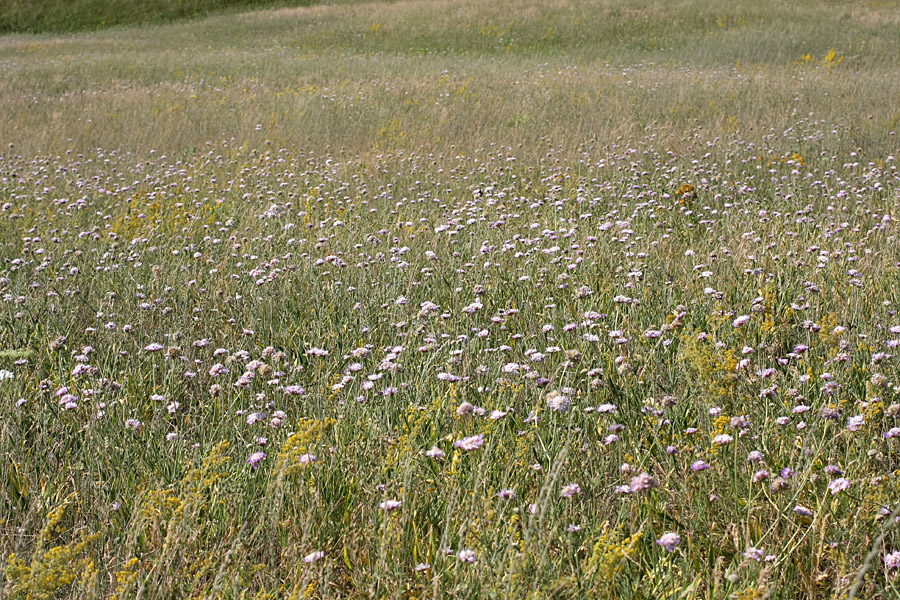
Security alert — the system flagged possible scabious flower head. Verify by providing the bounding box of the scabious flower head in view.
[560,483,582,498]
[630,472,658,492]
[712,433,733,446]
[546,390,571,412]
[379,500,402,510]
[885,551,900,570]
[454,434,484,451]
[426,446,446,459]
[828,477,850,495]
[247,451,267,469]
[303,550,324,563]
[794,505,813,518]
[691,460,710,472]
[656,532,681,552]
[456,549,477,563]
[744,547,765,561]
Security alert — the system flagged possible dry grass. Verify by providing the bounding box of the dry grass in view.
[2,1,900,599]
[0,0,898,160]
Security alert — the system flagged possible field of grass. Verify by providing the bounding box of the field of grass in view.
[2,0,900,598]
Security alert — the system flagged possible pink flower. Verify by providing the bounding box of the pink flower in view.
[828,477,850,495]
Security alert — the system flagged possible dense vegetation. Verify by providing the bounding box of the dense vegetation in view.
[2,0,900,598]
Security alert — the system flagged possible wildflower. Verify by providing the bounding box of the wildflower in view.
[794,505,814,518]
[712,433,733,446]
[414,563,431,572]
[379,500,402,510]
[454,434,485,451]
[298,453,317,465]
[744,547,765,561]
[143,343,164,352]
[547,390,571,412]
[247,451,267,469]
[124,418,142,431]
[303,550,324,563]
[733,315,751,327]
[747,450,764,463]
[691,460,710,472]
[828,477,850,495]
[497,488,517,500]
[426,446,446,460]
[847,415,865,432]
[753,470,769,482]
[884,427,900,439]
[456,549,477,563]
[885,551,900,570]
[561,483,582,498]
[456,401,475,416]
[770,477,790,493]
[630,472,658,492]
[656,532,681,552]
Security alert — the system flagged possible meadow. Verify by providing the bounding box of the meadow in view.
[1,0,900,598]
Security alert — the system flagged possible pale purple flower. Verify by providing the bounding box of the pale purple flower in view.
[691,460,710,472]
[561,483,582,498]
[744,547,765,561]
[733,315,751,327]
[247,451,267,469]
[426,446,446,460]
[454,434,485,451]
[656,532,681,552]
[303,550,324,563]
[630,472,658,492]
[828,477,850,495]
[456,549,477,563]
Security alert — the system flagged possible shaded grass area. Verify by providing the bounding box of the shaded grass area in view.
[0,0,325,34]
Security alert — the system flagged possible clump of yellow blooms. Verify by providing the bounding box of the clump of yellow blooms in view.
[277,418,335,477]
[679,333,738,406]
[4,494,99,600]
[674,183,696,205]
[583,522,643,592]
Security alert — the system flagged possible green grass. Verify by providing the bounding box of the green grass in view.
[2,0,900,598]
[0,0,327,34]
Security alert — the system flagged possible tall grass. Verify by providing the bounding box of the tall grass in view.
[2,0,900,598]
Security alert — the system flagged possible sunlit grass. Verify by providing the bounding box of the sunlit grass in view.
[2,0,900,598]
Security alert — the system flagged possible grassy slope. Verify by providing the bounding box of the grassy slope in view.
[1,1,900,599]
[0,0,324,34]
[0,0,898,161]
